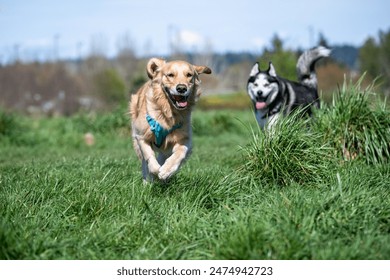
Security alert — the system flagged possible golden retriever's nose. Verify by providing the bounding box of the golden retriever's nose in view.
[176,84,187,94]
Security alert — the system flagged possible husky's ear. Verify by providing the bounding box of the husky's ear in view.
[194,65,212,75]
[250,63,260,76]
[267,62,277,77]
[146,58,165,79]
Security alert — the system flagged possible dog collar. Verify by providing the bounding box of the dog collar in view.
[146,114,182,147]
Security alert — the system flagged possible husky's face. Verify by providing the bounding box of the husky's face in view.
[247,62,279,110]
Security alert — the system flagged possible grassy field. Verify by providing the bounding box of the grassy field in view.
[1,80,390,260]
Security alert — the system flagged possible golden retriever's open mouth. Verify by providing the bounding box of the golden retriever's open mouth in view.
[171,94,188,109]
[164,87,189,109]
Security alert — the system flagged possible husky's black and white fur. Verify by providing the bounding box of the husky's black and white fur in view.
[247,46,331,129]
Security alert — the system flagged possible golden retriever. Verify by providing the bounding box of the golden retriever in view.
[130,58,212,181]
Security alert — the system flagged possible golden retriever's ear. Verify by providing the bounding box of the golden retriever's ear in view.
[194,65,212,75]
[146,58,165,79]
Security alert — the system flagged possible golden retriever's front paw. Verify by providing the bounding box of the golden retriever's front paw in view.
[158,169,170,181]
[158,166,176,181]
[148,161,161,175]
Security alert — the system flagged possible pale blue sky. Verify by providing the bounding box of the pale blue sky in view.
[0,0,389,63]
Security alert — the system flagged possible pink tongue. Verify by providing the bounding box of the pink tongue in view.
[178,101,188,107]
[256,102,267,110]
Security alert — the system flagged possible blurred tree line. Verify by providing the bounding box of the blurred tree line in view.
[0,30,389,115]
[359,29,390,94]
[0,38,149,116]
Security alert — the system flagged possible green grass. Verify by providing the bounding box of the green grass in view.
[315,77,390,164]
[198,91,251,110]
[241,111,335,186]
[1,81,390,260]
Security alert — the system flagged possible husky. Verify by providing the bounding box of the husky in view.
[247,46,331,130]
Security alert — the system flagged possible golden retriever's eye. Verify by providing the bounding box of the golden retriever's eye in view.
[167,73,174,78]
[186,73,193,78]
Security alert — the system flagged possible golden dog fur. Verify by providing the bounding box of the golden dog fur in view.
[130,58,211,181]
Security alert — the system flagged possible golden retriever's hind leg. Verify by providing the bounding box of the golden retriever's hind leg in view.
[142,159,157,182]
[157,153,168,166]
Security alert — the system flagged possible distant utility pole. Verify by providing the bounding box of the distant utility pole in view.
[76,42,83,60]
[76,41,83,71]
[13,44,20,62]
[168,25,174,56]
[53,34,60,61]
[308,26,314,48]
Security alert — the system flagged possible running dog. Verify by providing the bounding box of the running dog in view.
[247,46,331,129]
[130,58,211,181]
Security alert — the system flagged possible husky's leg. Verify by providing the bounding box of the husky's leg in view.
[255,110,267,130]
[266,113,280,136]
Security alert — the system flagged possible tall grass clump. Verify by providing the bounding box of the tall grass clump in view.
[315,77,390,164]
[241,110,334,186]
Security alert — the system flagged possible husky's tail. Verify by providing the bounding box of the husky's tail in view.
[296,46,331,88]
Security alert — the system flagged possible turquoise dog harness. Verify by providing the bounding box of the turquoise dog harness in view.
[146,114,182,147]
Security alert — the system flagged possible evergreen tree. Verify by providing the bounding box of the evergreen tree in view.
[359,37,380,78]
[378,30,390,89]
[260,34,297,81]
[359,29,390,92]
[317,32,329,48]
